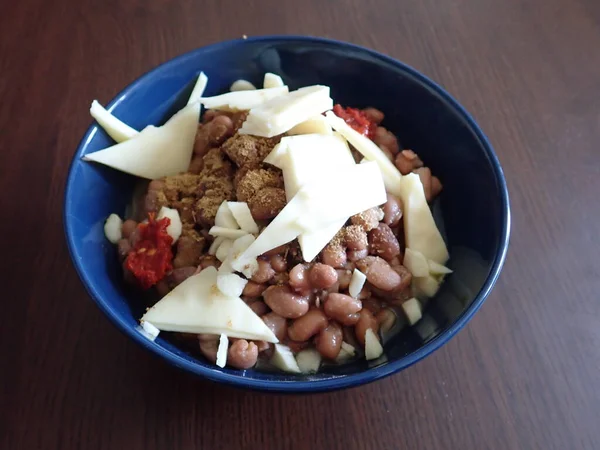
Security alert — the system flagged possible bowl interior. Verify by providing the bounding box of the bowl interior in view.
[65,37,509,391]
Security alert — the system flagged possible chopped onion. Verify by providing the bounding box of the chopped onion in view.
[104,213,123,244]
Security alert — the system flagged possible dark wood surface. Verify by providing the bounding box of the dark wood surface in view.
[2,0,599,448]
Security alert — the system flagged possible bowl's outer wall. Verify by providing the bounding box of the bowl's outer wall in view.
[64,36,510,392]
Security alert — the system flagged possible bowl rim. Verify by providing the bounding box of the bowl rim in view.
[64,34,511,393]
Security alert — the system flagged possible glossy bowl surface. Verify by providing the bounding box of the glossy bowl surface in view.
[64,36,510,393]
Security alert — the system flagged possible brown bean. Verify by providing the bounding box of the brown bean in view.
[431,176,443,200]
[270,254,287,272]
[194,115,234,156]
[383,194,402,227]
[391,264,413,293]
[355,309,379,346]
[337,269,353,290]
[288,309,328,342]
[376,308,397,334]
[227,340,258,369]
[248,187,287,220]
[321,245,347,268]
[198,334,219,363]
[248,300,269,316]
[369,223,401,261]
[362,297,384,314]
[251,259,275,284]
[373,126,399,154]
[324,293,362,326]
[357,286,372,300]
[117,238,132,260]
[188,155,204,174]
[314,322,343,360]
[155,279,171,297]
[356,256,403,291]
[362,107,385,125]
[168,266,196,287]
[347,248,369,262]
[121,220,138,239]
[199,255,219,270]
[308,263,338,290]
[243,281,267,298]
[289,264,311,291]
[261,312,287,341]
[173,236,204,268]
[253,340,271,353]
[394,149,424,175]
[351,208,384,232]
[263,285,310,318]
[148,180,165,192]
[284,339,309,354]
[345,225,368,250]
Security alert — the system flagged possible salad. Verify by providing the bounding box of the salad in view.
[85,71,451,373]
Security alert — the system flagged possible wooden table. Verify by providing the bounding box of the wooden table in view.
[2,0,599,448]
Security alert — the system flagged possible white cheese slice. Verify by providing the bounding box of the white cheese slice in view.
[270,344,301,373]
[209,226,249,239]
[157,206,182,243]
[428,259,453,275]
[239,85,333,137]
[199,86,288,112]
[263,140,289,168]
[141,321,160,340]
[187,72,208,105]
[403,248,430,277]
[215,201,240,230]
[230,79,256,92]
[401,298,423,325]
[296,348,322,373]
[216,272,248,298]
[287,115,333,135]
[215,239,233,262]
[216,333,229,368]
[227,202,259,234]
[104,213,123,244]
[399,173,449,264]
[208,236,225,255]
[413,276,441,300]
[325,111,403,196]
[83,102,200,179]
[141,267,278,342]
[263,73,284,89]
[297,220,346,262]
[364,328,384,360]
[90,100,139,143]
[229,234,259,278]
[348,269,367,298]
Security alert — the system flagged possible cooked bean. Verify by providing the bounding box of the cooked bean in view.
[117,238,132,260]
[227,340,258,369]
[394,149,424,175]
[199,255,219,270]
[284,339,309,354]
[369,223,400,261]
[194,115,234,156]
[337,269,353,290]
[249,187,287,220]
[121,220,138,239]
[351,207,384,232]
[391,264,413,293]
[308,263,338,289]
[383,194,402,227]
[345,225,368,250]
[431,176,443,200]
[356,256,403,291]
[243,281,267,298]
[269,272,289,285]
[362,107,385,125]
[362,297,384,314]
[188,155,204,174]
[173,236,204,268]
[144,190,164,214]
[288,309,328,341]
[347,248,369,262]
[373,126,399,154]
[355,309,379,346]
[155,279,171,297]
[261,312,288,341]
[324,293,362,326]
[270,254,287,272]
[376,308,397,334]
[289,264,311,291]
[321,245,347,268]
[357,286,372,300]
[263,285,310,318]
[251,259,275,284]
[254,340,271,353]
[314,322,343,360]
[248,300,269,316]
[168,266,196,287]
[198,334,219,363]
[148,180,165,192]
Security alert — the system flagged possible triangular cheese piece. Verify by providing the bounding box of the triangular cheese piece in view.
[199,86,289,111]
[83,102,200,179]
[399,173,449,264]
[141,267,278,343]
[90,100,139,143]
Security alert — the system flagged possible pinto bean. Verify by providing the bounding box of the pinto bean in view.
[227,340,258,369]
[168,266,196,287]
[308,263,338,290]
[347,248,369,262]
[289,264,311,292]
[251,259,275,284]
[270,254,287,272]
[355,309,379,346]
[376,307,397,334]
[369,223,401,261]
[248,300,269,316]
[324,293,362,326]
[336,269,353,290]
[383,194,402,227]
[355,256,403,291]
[362,107,385,125]
[362,297,384,314]
[314,322,343,360]
[321,245,347,268]
[394,149,424,175]
[261,312,288,341]
[287,309,328,342]
[194,115,234,157]
[121,220,138,239]
[198,334,219,363]
[243,281,267,298]
[173,236,204,268]
[373,126,399,155]
[263,285,310,318]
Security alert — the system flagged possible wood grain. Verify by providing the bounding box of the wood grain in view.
[1,0,599,448]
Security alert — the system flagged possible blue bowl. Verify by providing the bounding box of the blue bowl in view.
[64,36,510,393]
